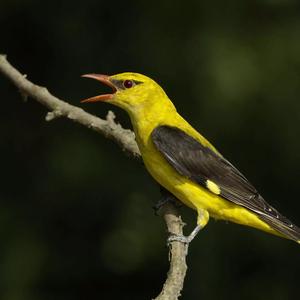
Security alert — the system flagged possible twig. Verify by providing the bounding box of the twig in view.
[0,55,139,158]
[0,54,187,300]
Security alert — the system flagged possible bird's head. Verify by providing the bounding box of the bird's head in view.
[81,72,174,116]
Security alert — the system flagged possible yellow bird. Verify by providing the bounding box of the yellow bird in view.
[82,72,300,244]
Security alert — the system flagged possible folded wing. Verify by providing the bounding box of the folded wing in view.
[151,125,300,242]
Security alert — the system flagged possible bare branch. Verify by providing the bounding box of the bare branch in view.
[0,54,140,158]
[0,54,187,300]
[154,203,188,300]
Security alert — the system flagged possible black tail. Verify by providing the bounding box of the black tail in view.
[259,211,300,243]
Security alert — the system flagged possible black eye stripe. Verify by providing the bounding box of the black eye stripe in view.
[132,80,142,85]
[110,79,124,90]
[111,79,142,90]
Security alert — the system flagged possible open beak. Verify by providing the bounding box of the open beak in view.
[81,74,116,103]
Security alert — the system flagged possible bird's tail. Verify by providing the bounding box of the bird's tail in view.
[259,211,300,244]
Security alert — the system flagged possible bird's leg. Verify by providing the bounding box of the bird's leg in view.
[167,225,201,244]
[153,186,182,215]
[167,209,209,246]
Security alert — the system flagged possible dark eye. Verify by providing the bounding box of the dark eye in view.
[123,80,134,89]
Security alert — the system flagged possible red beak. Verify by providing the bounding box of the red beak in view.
[81,74,116,103]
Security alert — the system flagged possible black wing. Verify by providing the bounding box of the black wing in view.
[151,125,300,242]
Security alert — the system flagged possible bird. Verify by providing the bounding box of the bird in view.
[81,72,300,244]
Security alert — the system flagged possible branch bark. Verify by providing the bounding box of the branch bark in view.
[154,203,188,300]
[0,54,188,300]
[0,55,140,158]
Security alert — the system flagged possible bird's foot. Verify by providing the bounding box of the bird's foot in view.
[167,225,201,246]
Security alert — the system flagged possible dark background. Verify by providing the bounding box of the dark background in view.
[1,1,300,299]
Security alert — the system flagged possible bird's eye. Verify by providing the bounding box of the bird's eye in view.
[123,80,134,89]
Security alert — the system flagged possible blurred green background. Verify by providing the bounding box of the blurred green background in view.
[1,0,300,299]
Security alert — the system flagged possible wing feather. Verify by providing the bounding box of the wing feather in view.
[151,125,300,242]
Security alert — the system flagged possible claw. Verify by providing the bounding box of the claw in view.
[167,225,202,247]
[167,234,191,244]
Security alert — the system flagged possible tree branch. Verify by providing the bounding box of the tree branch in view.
[154,203,188,300]
[0,55,140,158]
[0,54,188,300]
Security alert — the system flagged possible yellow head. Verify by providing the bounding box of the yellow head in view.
[81,72,175,119]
